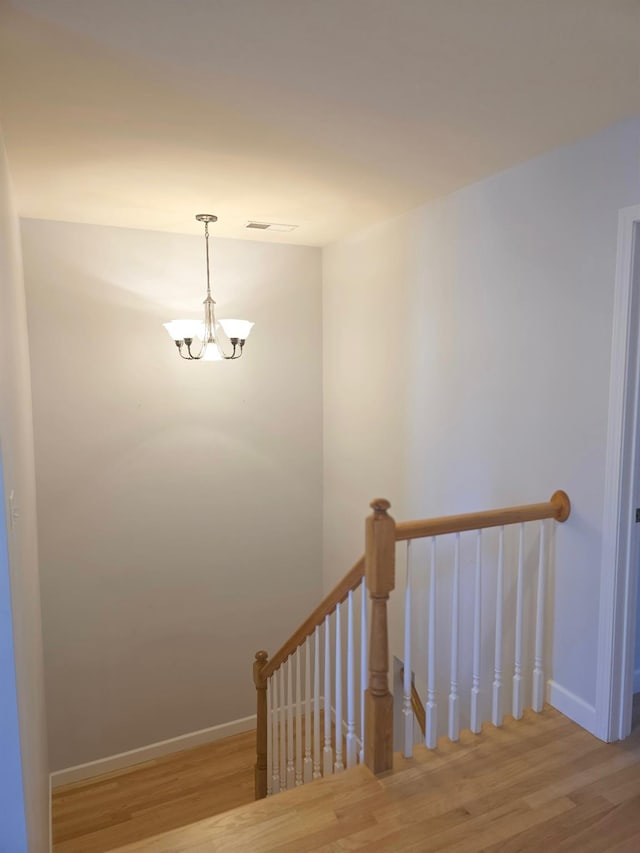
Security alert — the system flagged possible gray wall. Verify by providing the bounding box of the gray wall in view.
[322,118,640,729]
[0,135,49,851]
[22,219,323,771]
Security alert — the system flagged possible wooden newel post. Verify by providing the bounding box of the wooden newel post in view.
[364,498,395,774]
[253,649,269,799]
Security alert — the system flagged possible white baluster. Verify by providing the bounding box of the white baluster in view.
[334,602,344,772]
[323,614,333,776]
[470,530,482,734]
[279,663,287,790]
[267,676,273,796]
[448,533,461,741]
[346,590,357,768]
[295,650,303,785]
[360,577,367,764]
[313,625,321,779]
[403,540,413,757]
[513,522,525,720]
[532,521,547,712]
[272,670,280,794]
[304,636,313,782]
[492,526,505,727]
[287,658,295,788]
[426,537,437,749]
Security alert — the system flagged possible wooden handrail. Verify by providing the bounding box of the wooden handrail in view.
[262,556,365,680]
[394,490,570,542]
[400,667,426,738]
[411,682,426,737]
[261,491,570,682]
[411,681,427,737]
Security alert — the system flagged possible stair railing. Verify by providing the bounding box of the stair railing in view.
[252,557,366,798]
[395,490,571,756]
[253,490,570,798]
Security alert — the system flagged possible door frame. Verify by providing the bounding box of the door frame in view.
[596,204,640,741]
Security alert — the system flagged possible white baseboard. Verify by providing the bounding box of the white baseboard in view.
[50,714,257,788]
[546,680,597,735]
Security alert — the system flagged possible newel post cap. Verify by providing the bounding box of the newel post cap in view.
[366,498,395,595]
[370,498,391,515]
[253,649,269,688]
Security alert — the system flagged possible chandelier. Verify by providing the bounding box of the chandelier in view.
[163,214,254,361]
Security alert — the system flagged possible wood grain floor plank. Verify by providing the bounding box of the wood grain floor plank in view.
[57,700,640,852]
[52,729,256,852]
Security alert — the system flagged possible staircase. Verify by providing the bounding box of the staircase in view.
[253,491,571,799]
[83,490,640,852]
[107,490,640,852]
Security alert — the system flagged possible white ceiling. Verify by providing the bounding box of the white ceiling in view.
[0,0,638,246]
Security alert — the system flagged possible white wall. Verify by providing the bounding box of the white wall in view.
[323,118,640,730]
[22,219,323,771]
[0,135,49,851]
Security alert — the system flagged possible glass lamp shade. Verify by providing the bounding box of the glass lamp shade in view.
[201,341,223,361]
[218,318,254,340]
[163,319,202,341]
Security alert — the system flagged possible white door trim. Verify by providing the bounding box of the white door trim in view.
[595,204,640,741]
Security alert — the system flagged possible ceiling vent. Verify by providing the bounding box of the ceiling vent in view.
[246,221,298,232]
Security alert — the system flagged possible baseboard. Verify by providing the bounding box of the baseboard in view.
[50,714,257,788]
[546,680,597,735]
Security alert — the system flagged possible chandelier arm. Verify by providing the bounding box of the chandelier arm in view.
[213,330,235,360]
[219,343,241,360]
[184,338,205,360]
[177,343,196,360]
[218,339,245,360]
[176,341,192,360]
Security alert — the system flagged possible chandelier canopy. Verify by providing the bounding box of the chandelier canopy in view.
[163,214,254,361]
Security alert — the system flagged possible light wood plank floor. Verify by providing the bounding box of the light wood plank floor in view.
[52,729,256,852]
[54,700,640,852]
[113,706,640,852]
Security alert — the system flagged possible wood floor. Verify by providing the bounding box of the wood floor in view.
[52,730,256,852]
[55,702,640,852]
